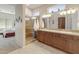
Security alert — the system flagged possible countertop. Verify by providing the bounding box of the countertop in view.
[38,29,79,36]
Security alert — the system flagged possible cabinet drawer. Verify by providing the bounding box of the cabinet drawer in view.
[37,31,45,41]
[68,39,79,53]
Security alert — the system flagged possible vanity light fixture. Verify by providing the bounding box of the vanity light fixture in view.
[67,10,71,14]
[67,9,77,14]
[59,11,66,15]
[60,9,77,15]
[63,11,66,15]
[59,12,63,15]
[71,9,77,14]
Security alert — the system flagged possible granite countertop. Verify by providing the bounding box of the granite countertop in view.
[38,29,79,36]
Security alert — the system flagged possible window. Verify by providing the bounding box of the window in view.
[0,12,15,29]
[48,4,65,13]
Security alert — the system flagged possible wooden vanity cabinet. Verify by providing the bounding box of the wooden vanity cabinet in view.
[50,33,65,50]
[37,31,69,52]
[37,31,44,42]
[43,32,51,45]
[37,31,52,45]
[50,33,70,51]
[68,36,79,53]
[37,30,79,53]
[58,34,73,52]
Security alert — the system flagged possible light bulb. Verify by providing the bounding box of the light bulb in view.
[60,11,66,15]
[60,12,63,15]
[67,10,71,14]
[63,11,66,15]
[71,9,76,14]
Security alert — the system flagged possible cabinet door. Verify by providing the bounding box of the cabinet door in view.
[50,33,66,50]
[44,32,52,45]
[60,34,73,52]
[37,31,40,40]
[68,36,79,53]
[50,33,60,46]
[55,37,66,50]
[50,32,56,45]
[37,31,44,42]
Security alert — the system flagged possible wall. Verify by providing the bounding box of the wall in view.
[33,4,79,14]
[32,4,79,16]
[15,4,25,47]
[50,13,59,29]
[66,4,79,9]
[65,4,79,30]
[25,7,32,17]
[32,4,55,16]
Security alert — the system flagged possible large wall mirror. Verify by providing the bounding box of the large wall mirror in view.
[40,9,79,32]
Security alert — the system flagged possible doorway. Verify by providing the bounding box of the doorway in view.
[58,17,65,29]
[25,17,35,45]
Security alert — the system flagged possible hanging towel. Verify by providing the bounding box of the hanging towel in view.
[33,20,37,31]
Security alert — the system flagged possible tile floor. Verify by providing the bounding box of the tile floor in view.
[25,37,36,45]
[0,47,19,54]
[10,40,66,54]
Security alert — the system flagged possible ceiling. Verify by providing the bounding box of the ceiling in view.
[26,4,44,10]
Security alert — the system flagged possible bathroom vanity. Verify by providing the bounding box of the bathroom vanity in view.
[35,9,79,53]
[36,29,79,53]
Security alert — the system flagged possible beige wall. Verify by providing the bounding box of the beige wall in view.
[25,7,32,17]
[32,4,79,16]
[66,4,79,9]
[15,4,25,47]
[32,4,55,16]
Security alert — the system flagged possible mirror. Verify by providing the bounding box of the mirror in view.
[40,9,79,32]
